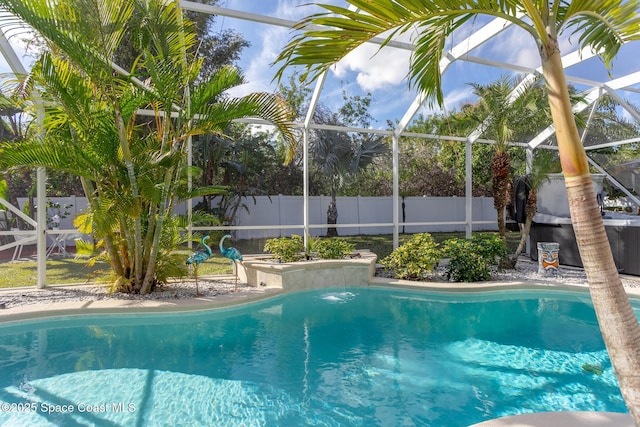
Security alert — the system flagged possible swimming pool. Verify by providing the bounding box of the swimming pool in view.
[0,287,632,426]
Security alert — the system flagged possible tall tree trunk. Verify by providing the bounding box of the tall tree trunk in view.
[140,167,175,294]
[115,110,143,290]
[326,193,338,237]
[492,151,510,238]
[543,45,640,422]
[511,188,536,265]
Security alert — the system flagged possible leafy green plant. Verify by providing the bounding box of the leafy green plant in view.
[471,233,508,263]
[381,233,441,280]
[442,238,491,282]
[442,234,506,282]
[312,237,355,259]
[0,179,7,201]
[74,238,99,257]
[265,235,356,262]
[264,235,305,262]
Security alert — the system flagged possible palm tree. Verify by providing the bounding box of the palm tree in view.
[0,0,295,294]
[311,111,389,236]
[467,76,544,238]
[274,0,640,421]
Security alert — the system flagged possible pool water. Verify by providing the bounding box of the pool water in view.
[0,287,632,426]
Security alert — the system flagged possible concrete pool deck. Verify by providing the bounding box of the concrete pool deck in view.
[1,275,640,426]
[3,276,640,322]
[470,411,633,426]
[0,278,286,322]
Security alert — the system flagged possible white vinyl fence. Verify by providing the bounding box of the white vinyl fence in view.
[14,195,499,243]
[232,196,498,239]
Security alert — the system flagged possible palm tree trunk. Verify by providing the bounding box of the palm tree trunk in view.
[115,109,144,289]
[511,188,536,265]
[327,193,338,237]
[140,168,174,294]
[543,46,640,421]
[492,151,510,238]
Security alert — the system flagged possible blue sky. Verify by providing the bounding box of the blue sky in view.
[218,0,640,130]
[1,0,639,131]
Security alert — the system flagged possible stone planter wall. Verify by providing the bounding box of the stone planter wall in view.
[237,251,377,291]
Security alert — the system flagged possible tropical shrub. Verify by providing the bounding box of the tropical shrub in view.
[264,235,357,262]
[264,235,305,262]
[311,237,355,259]
[442,238,491,282]
[471,233,508,262]
[381,233,441,280]
[443,234,507,282]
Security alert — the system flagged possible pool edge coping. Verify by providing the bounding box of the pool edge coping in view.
[468,410,633,427]
[0,285,286,323]
[2,276,640,324]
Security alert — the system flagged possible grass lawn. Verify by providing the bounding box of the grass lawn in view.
[0,231,522,289]
[0,255,235,289]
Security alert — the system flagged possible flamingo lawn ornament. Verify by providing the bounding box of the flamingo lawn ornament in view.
[219,234,243,291]
[186,235,212,295]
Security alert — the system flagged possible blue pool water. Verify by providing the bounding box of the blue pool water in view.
[0,287,633,426]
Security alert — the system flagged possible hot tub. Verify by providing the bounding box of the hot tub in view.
[530,213,640,276]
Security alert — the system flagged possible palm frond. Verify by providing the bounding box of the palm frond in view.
[352,135,389,172]
[561,0,640,68]
[133,0,197,60]
[143,54,187,108]
[177,185,228,204]
[275,0,639,109]
[0,138,97,178]
[0,0,132,83]
[189,65,244,113]
[195,91,296,161]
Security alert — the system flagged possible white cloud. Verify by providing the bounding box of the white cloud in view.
[228,1,415,97]
[369,88,415,123]
[477,24,592,72]
[331,26,415,91]
[225,0,338,98]
[482,27,540,69]
[445,86,475,109]
[273,0,320,20]
[332,43,411,91]
[225,18,295,96]
[514,45,541,69]
[418,86,475,117]
[221,1,638,123]
[246,28,288,81]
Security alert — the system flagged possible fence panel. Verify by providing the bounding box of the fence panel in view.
[13,195,498,242]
